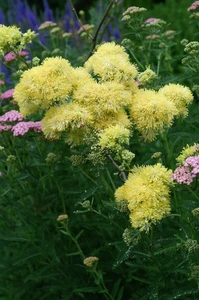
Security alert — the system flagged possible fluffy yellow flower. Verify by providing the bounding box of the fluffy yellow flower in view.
[41,102,93,142]
[115,163,172,231]
[137,67,158,85]
[73,80,132,116]
[94,110,131,131]
[14,57,74,116]
[158,83,193,117]
[129,89,178,141]
[98,125,131,151]
[84,42,138,87]
[0,25,36,56]
[72,67,95,90]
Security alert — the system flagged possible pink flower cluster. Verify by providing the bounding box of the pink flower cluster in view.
[0,110,23,122]
[0,110,42,136]
[0,124,12,132]
[188,1,199,11]
[0,89,15,100]
[144,18,159,23]
[4,51,28,63]
[12,121,42,136]
[172,155,199,185]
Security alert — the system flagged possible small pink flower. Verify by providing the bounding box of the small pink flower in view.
[0,89,15,100]
[0,80,5,86]
[38,21,57,30]
[172,166,193,185]
[188,1,199,11]
[4,52,16,62]
[12,121,42,136]
[4,51,28,62]
[145,18,159,23]
[0,124,12,132]
[0,110,23,123]
[184,156,199,177]
[18,51,28,57]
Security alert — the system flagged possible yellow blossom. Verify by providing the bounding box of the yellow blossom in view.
[115,163,172,231]
[129,89,178,141]
[0,25,36,56]
[72,67,95,90]
[98,125,131,151]
[158,83,193,117]
[84,42,138,86]
[137,67,158,85]
[73,80,132,116]
[14,57,75,116]
[41,102,93,143]
[94,110,131,131]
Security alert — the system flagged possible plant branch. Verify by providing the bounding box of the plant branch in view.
[87,0,118,60]
[68,0,93,40]
[107,153,127,182]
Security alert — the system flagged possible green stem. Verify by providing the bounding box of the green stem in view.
[128,49,145,70]
[61,224,114,300]
[68,0,93,40]
[186,185,199,203]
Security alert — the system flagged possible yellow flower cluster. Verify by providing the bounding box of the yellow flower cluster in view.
[98,125,131,152]
[129,89,178,141]
[0,25,36,56]
[137,67,158,85]
[115,163,172,231]
[13,42,194,147]
[14,57,74,116]
[159,83,193,117]
[84,42,138,90]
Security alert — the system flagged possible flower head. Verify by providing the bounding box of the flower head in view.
[0,25,35,56]
[0,89,15,100]
[38,21,57,30]
[176,144,199,164]
[137,67,158,85]
[115,163,172,231]
[0,110,23,123]
[158,83,193,117]
[144,18,159,23]
[83,256,99,267]
[129,89,178,141]
[57,214,68,223]
[84,42,138,87]
[12,121,42,136]
[14,57,75,116]
[188,1,199,11]
[172,166,193,185]
[4,50,28,62]
[98,124,131,152]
